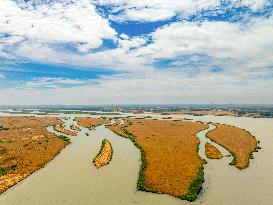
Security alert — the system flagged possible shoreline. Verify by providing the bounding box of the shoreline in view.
[93,139,113,169]
[206,123,260,169]
[109,119,210,201]
[0,117,69,194]
[0,113,271,205]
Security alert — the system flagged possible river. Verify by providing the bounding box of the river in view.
[0,114,272,205]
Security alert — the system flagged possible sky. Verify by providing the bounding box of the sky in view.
[0,0,272,105]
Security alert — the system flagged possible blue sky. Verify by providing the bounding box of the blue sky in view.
[0,0,272,104]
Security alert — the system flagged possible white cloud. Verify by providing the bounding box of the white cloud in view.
[93,0,271,22]
[132,16,273,70]
[1,69,273,104]
[3,14,271,74]
[0,0,272,104]
[94,0,220,22]
[1,0,272,72]
[231,0,272,11]
[0,0,116,53]
[23,77,87,89]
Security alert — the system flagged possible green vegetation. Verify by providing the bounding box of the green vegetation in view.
[0,167,9,176]
[119,127,167,195]
[205,124,260,169]
[0,139,14,143]
[112,127,149,192]
[0,165,17,176]
[181,165,205,202]
[0,126,9,131]
[57,135,71,143]
[180,125,208,201]
[111,123,207,201]
[93,139,107,163]
[93,139,113,168]
[228,151,236,166]
[205,131,237,166]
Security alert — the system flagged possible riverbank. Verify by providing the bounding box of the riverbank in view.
[0,116,67,194]
[0,113,272,205]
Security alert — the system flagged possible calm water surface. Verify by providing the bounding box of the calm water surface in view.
[0,114,272,205]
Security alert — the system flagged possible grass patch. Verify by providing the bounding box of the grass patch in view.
[121,128,149,191]
[111,126,150,192]
[57,135,71,144]
[0,126,9,131]
[109,122,207,201]
[0,165,17,176]
[180,125,209,202]
[0,167,9,176]
[181,165,205,202]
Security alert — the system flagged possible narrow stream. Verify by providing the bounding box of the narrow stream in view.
[0,117,141,205]
[0,115,272,205]
[196,123,231,161]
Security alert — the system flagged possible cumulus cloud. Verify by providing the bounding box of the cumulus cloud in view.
[0,0,272,104]
[231,0,272,11]
[132,16,273,71]
[0,74,6,79]
[93,0,271,22]
[0,0,116,55]
[1,0,272,72]
[94,0,220,22]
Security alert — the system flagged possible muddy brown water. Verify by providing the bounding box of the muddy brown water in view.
[0,113,272,205]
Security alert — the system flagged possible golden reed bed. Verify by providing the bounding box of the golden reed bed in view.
[108,118,208,200]
[93,139,113,169]
[207,123,258,169]
[70,124,81,131]
[0,116,67,193]
[76,117,109,129]
[54,122,76,136]
[205,142,223,159]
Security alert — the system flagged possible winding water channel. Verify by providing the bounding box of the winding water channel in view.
[0,114,272,205]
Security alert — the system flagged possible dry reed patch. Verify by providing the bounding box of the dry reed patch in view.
[70,125,81,131]
[0,116,67,193]
[205,143,223,159]
[107,119,133,138]
[54,122,76,136]
[107,119,131,138]
[76,117,109,129]
[107,125,129,138]
[93,139,113,169]
[206,124,258,169]
[113,119,121,125]
[125,119,208,198]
